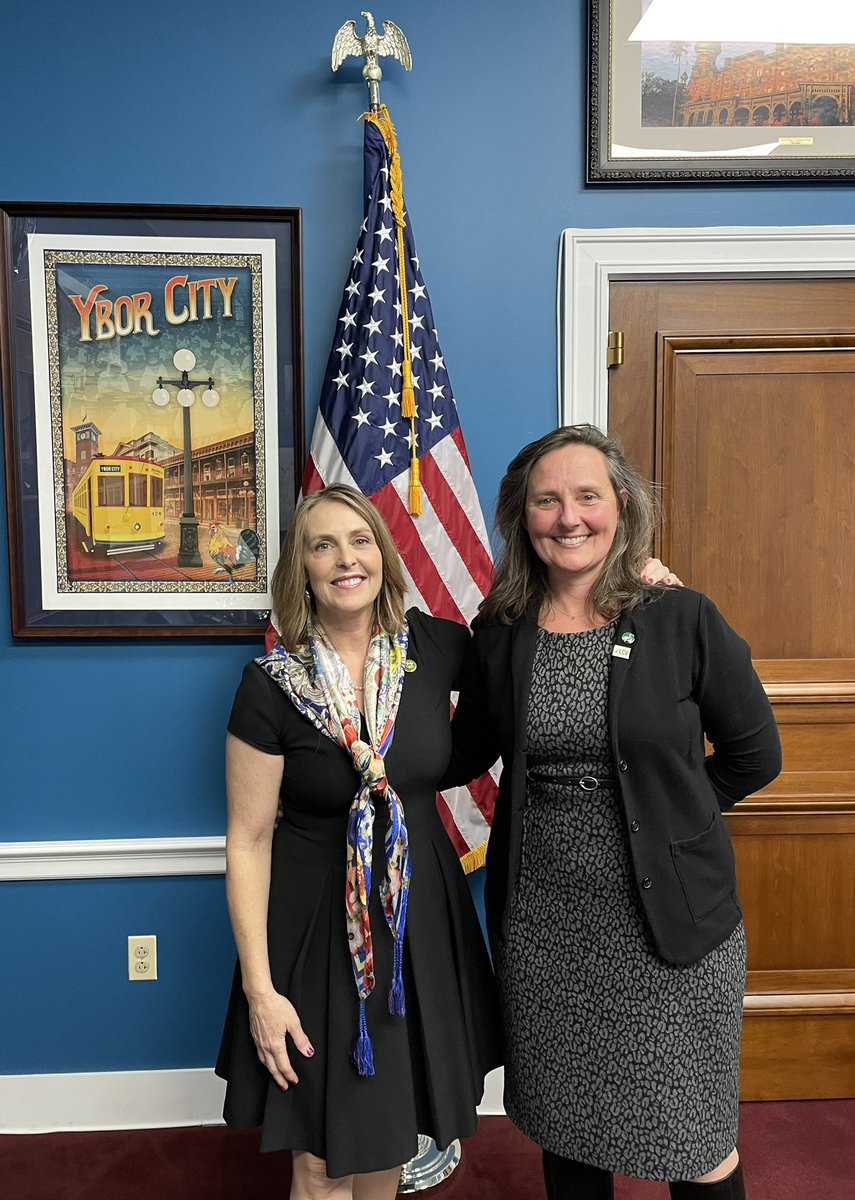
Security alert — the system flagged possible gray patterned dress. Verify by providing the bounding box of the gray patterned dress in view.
[495,624,746,1181]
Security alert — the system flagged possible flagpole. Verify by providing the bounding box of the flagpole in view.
[333,16,422,517]
[327,17,466,1191]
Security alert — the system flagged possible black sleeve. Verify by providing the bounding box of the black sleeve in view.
[227,661,288,756]
[695,595,782,808]
[407,607,471,688]
[442,627,503,790]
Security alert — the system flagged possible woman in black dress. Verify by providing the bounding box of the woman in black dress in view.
[215,484,501,1199]
[447,426,782,1200]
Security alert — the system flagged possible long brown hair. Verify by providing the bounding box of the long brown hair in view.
[476,424,660,626]
[271,485,407,650]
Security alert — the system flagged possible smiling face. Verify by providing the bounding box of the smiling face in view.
[303,499,384,630]
[524,444,623,590]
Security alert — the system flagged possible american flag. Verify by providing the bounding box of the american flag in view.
[300,110,497,869]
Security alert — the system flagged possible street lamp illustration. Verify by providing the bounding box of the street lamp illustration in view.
[152,348,220,567]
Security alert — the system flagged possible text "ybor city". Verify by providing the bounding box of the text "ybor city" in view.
[68,275,239,342]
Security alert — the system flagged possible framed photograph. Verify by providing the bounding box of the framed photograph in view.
[0,202,304,637]
[588,1,855,182]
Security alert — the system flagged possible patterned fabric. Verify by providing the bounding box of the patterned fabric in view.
[257,619,410,1075]
[497,624,746,1181]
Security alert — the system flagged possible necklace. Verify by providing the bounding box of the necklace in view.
[547,599,587,621]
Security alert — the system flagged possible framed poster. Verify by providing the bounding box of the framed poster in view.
[0,202,304,637]
[588,1,855,182]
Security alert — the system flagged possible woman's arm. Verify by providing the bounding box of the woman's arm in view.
[443,632,503,790]
[225,732,314,1089]
[695,598,783,807]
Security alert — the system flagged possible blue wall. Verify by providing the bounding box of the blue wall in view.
[1,1,854,1074]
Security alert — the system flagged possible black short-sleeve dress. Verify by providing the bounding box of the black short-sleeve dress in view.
[215,610,502,1178]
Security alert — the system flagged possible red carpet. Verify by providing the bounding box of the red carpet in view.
[2,1103,851,1199]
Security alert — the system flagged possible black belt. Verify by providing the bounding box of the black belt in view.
[526,771,614,791]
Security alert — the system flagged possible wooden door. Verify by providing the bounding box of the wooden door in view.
[609,279,855,1101]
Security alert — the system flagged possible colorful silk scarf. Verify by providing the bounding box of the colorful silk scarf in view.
[256,619,410,1076]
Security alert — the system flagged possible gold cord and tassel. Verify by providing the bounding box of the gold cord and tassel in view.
[363,105,421,515]
[408,454,422,516]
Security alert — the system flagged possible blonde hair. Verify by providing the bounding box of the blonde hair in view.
[271,485,407,649]
[477,424,660,626]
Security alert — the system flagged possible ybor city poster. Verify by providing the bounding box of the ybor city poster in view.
[0,204,304,637]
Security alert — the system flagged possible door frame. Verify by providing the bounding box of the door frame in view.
[558,224,855,426]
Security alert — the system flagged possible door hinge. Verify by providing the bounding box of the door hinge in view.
[607,330,624,369]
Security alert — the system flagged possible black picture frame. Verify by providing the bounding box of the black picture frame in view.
[588,1,855,183]
[0,202,304,637]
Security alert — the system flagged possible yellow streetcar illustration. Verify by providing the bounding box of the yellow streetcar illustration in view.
[70,455,165,554]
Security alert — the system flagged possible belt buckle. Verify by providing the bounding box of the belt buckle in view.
[579,775,598,791]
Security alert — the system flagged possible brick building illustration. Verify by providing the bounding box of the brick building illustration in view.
[681,43,855,128]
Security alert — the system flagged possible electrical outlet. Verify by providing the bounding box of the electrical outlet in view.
[128,935,158,981]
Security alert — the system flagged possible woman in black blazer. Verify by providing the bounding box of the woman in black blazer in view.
[447,426,781,1200]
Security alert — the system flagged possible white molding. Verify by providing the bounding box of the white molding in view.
[0,836,225,881]
[558,224,855,427]
[480,1066,504,1116]
[0,1066,505,1133]
[0,1069,228,1133]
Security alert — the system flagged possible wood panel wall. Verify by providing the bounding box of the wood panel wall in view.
[733,676,855,1099]
[608,280,855,1099]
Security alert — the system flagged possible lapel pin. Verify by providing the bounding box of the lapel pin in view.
[621,632,635,644]
[404,659,417,672]
[612,645,631,660]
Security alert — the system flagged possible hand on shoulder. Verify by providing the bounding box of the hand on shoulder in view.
[641,557,683,588]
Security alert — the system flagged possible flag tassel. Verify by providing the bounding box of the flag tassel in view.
[401,361,416,419]
[408,453,422,515]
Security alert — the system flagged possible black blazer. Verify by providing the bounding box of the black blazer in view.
[446,587,782,966]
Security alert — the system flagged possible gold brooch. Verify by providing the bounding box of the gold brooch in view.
[404,659,417,672]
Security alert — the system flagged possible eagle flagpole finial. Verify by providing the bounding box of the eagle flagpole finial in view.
[331,11,413,111]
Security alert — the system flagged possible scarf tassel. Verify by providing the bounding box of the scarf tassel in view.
[351,998,376,1077]
[388,938,406,1016]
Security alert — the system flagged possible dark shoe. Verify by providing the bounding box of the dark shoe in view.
[542,1149,614,1200]
[669,1161,745,1200]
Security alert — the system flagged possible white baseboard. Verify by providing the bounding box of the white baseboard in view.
[480,1066,505,1115]
[0,1068,228,1134]
[0,1067,505,1134]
